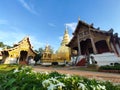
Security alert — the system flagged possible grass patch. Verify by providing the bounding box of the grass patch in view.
[69,65,99,72]
[78,67,98,72]
[0,64,18,73]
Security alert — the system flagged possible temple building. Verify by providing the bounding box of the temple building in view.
[67,19,120,66]
[1,37,36,64]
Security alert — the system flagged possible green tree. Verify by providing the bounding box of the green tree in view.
[0,42,12,49]
[0,42,4,48]
[5,45,12,49]
[34,48,44,64]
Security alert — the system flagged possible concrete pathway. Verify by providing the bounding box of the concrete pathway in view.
[33,66,120,84]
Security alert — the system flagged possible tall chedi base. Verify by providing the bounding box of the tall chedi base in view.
[41,26,71,65]
[56,26,71,63]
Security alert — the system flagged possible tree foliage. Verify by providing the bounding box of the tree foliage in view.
[0,42,4,48]
[0,42,12,49]
[34,48,44,63]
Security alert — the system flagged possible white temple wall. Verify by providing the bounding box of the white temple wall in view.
[116,43,120,56]
[90,53,120,66]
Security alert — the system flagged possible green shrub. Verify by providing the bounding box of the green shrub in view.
[99,65,120,70]
[0,65,119,90]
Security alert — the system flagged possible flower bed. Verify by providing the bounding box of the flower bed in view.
[0,66,120,90]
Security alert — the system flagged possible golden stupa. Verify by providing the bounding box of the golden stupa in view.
[41,26,71,65]
[56,26,71,61]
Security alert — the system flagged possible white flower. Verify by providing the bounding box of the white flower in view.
[66,74,71,77]
[97,84,106,90]
[45,72,49,75]
[40,71,49,75]
[64,74,71,79]
[42,77,65,89]
[32,71,37,73]
[49,77,59,83]
[47,83,56,90]
[26,72,30,74]
[21,67,25,70]
[56,82,65,89]
[13,69,19,73]
[42,79,51,87]
[78,83,87,90]
[36,77,39,80]
[90,85,96,90]
[56,82,65,86]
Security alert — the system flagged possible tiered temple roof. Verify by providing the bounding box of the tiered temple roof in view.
[2,37,36,59]
[67,19,120,56]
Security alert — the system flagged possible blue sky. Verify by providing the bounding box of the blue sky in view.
[0,0,120,51]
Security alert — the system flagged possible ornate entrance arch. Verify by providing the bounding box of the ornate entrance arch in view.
[19,50,28,61]
[80,39,93,55]
[95,40,109,54]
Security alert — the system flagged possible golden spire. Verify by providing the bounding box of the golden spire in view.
[65,25,68,34]
[78,16,80,21]
[61,26,70,46]
[65,24,68,30]
[57,26,71,58]
[44,44,50,52]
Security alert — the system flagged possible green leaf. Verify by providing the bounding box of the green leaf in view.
[4,78,16,88]
[11,86,18,90]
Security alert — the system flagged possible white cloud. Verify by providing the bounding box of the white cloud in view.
[0,20,43,50]
[0,29,45,50]
[18,0,38,15]
[59,36,63,41]
[66,22,77,32]
[0,20,8,25]
[0,20,26,45]
[48,23,56,27]
[29,36,46,50]
[0,30,25,46]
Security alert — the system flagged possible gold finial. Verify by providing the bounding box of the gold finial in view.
[26,34,29,38]
[65,25,68,34]
[46,42,49,47]
[78,16,80,21]
[66,24,68,30]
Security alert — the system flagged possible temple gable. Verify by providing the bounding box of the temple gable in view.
[1,37,36,64]
[67,19,120,57]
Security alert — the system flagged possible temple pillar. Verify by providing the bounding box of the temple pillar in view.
[77,34,81,55]
[116,43,120,56]
[90,37,97,54]
[106,40,112,52]
[112,39,119,56]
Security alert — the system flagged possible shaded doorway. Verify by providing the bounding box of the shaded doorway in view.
[1,51,9,62]
[19,51,28,61]
[95,40,109,54]
[2,51,9,57]
[80,39,93,55]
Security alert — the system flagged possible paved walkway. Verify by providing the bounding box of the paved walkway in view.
[33,66,120,84]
